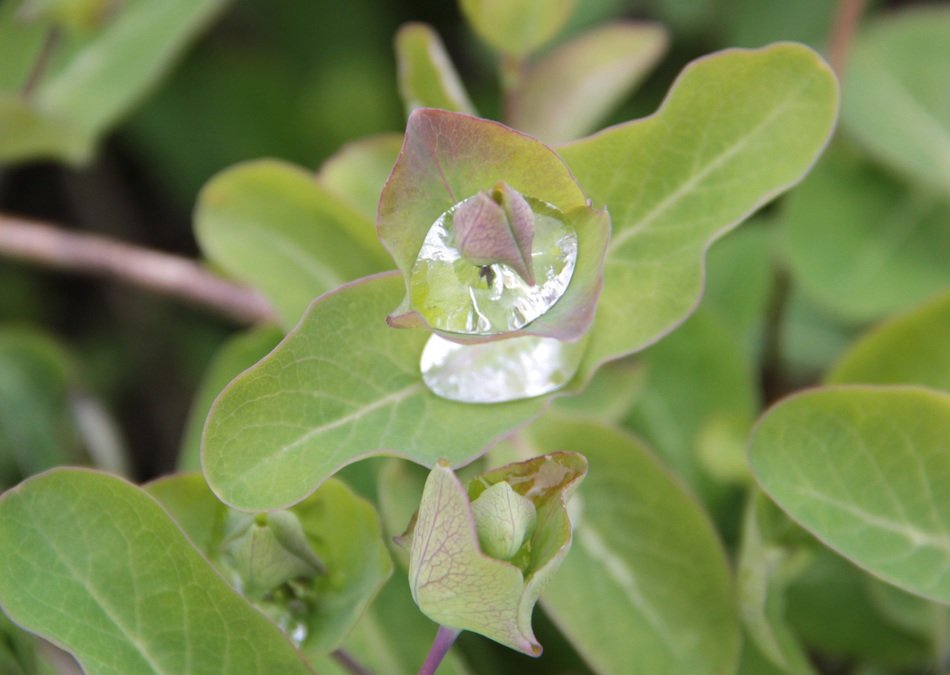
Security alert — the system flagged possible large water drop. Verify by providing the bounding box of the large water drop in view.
[420,333,586,403]
[409,195,578,336]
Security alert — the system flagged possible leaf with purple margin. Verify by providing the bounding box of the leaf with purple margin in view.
[395,23,476,116]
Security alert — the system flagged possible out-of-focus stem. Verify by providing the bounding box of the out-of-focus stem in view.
[21,27,61,98]
[827,0,868,76]
[331,648,374,675]
[0,212,277,324]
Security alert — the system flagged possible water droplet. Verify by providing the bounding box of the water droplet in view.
[409,195,578,336]
[420,333,586,403]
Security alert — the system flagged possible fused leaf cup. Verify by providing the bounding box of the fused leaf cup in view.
[379,108,610,345]
[398,452,587,655]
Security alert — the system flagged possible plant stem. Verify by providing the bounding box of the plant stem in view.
[761,266,791,404]
[827,0,868,76]
[331,648,374,675]
[21,27,61,98]
[0,212,277,324]
[418,626,460,675]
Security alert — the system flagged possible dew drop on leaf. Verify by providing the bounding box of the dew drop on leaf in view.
[409,194,578,335]
[419,332,586,403]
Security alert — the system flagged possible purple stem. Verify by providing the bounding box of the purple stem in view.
[418,626,461,675]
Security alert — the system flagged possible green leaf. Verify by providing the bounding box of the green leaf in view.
[737,490,815,674]
[552,359,644,424]
[558,43,838,375]
[0,469,313,674]
[195,160,391,327]
[749,386,950,604]
[404,453,586,656]
[842,7,950,193]
[3,0,230,164]
[202,273,549,511]
[508,21,668,143]
[316,133,404,223]
[147,473,393,657]
[395,23,475,115]
[458,0,574,58]
[517,417,739,675]
[179,325,282,471]
[0,93,86,164]
[784,146,950,321]
[827,290,950,392]
[0,327,79,481]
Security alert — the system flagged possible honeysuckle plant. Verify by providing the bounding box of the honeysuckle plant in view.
[2,1,948,674]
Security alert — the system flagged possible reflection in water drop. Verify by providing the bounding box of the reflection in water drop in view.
[420,333,586,403]
[410,196,578,335]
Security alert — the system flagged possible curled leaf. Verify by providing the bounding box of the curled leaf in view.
[403,452,586,655]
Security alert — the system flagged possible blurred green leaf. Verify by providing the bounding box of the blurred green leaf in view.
[179,324,282,471]
[316,133,403,223]
[202,273,549,511]
[195,160,391,327]
[0,469,314,674]
[18,0,117,33]
[1,0,230,164]
[0,327,79,482]
[552,359,643,425]
[827,290,950,392]
[843,7,950,194]
[148,473,393,657]
[784,146,950,321]
[523,417,739,675]
[721,0,836,50]
[395,23,475,116]
[750,386,950,604]
[508,21,668,143]
[0,93,85,164]
[560,43,838,377]
[459,0,575,58]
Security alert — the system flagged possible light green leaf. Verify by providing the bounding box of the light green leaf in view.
[558,43,838,375]
[459,0,574,58]
[147,473,393,657]
[3,0,229,164]
[827,290,950,392]
[179,325,282,471]
[0,469,313,674]
[508,21,668,143]
[552,359,644,424]
[316,133,404,223]
[395,23,475,115]
[749,386,950,604]
[202,273,549,511]
[784,146,950,321]
[524,417,740,675]
[405,453,586,656]
[737,490,815,674]
[195,160,391,327]
[842,7,950,193]
[0,327,79,482]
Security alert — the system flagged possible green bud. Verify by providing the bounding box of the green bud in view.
[470,480,537,560]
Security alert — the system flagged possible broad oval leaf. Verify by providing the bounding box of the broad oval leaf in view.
[202,273,549,511]
[512,417,740,675]
[558,43,838,375]
[827,290,950,392]
[842,7,950,194]
[508,21,669,144]
[195,160,391,327]
[458,0,574,57]
[0,469,313,674]
[749,386,950,604]
[395,23,476,115]
[784,146,950,321]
